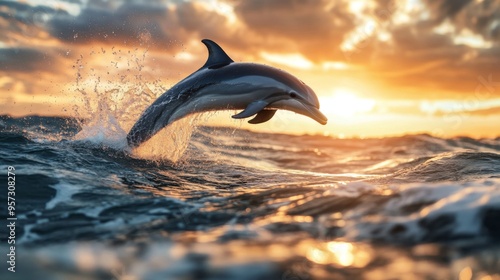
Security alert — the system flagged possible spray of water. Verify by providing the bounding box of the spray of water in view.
[133,114,201,162]
[71,46,198,162]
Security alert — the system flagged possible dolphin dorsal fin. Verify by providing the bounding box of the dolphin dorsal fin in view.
[201,39,234,69]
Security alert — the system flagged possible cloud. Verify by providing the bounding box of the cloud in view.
[0,47,70,96]
[0,1,63,15]
[0,1,70,46]
[48,3,172,47]
[423,0,500,42]
[355,0,500,98]
[465,106,500,116]
[231,0,356,61]
[43,0,254,57]
[0,48,55,72]
[432,106,500,116]
[424,0,473,20]
[1,0,499,102]
[41,0,278,65]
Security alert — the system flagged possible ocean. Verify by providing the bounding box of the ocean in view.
[1,113,500,280]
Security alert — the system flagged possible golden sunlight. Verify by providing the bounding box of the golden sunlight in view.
[327,241,354,266]
[260,52,314,70]
[320,89,376,117]
[199,0,237,24]
[303,241,374,268]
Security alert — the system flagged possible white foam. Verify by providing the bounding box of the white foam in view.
[345,179,500,242]
[46,182,81,210]
[73,111,129,150]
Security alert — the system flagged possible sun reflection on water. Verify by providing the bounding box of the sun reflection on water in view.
[303,240,373,268]
[327,241,354,266]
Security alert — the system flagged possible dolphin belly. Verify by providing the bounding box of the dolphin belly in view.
[126,84,255,147]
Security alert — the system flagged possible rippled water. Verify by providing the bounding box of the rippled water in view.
[1,114,500,280]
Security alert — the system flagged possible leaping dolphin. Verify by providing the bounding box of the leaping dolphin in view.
[127,39,327,148]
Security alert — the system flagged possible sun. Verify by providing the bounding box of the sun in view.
[320,89,375,117]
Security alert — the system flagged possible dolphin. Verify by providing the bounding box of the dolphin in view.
[127,39,327,148]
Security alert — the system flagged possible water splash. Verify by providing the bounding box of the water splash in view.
[70,46,198,161]
[72,98,128,150]
[132,113,201,162]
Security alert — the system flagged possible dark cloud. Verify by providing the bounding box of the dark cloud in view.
[423,0,500,42]
[0,1,69,24]
[0,1,60,13]
[0,48,55,72]
[0,47,66,96]
[0,1,69,44]
[49,3,172,47]
[424,0,473,20]
[46,1,243,53]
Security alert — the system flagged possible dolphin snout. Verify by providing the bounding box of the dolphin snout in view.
[301,102,328,125]
[270,99,328,125]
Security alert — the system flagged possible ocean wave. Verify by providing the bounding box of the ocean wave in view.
[1,115,500,279]
[385,152,500,182]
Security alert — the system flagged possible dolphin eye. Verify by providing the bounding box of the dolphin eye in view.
[289,92,298,98]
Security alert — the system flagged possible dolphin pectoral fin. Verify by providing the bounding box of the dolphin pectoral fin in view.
[232,100,269,119]
[248,110,277,124]
[201,39,234,69]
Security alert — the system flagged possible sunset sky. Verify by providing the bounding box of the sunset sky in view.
[0,0,499,138]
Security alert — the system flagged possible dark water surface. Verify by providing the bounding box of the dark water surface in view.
[1,115,500,280]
